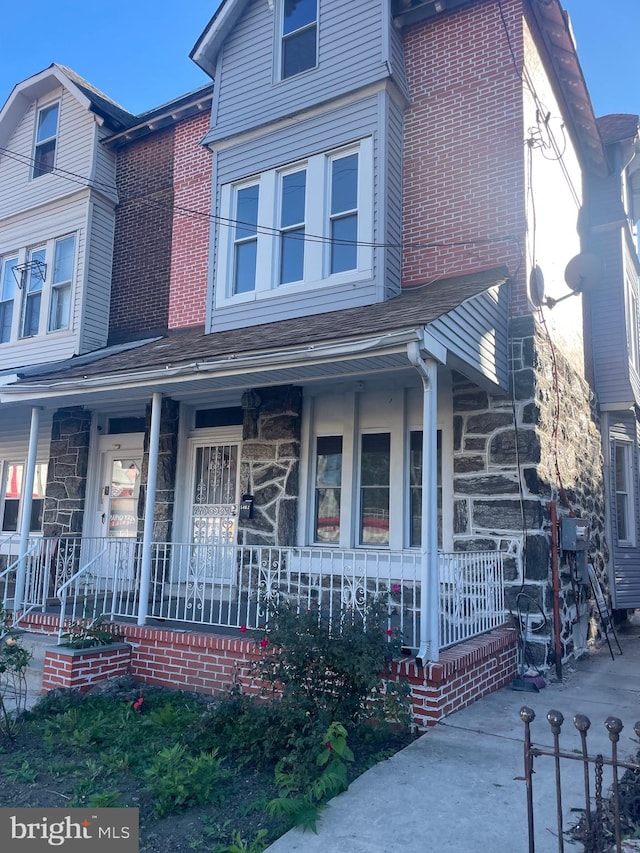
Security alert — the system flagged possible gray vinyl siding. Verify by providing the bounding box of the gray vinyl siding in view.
[206,0,390,144]
[430,285,510,390]
[383,95,403,300]
[0,197,89,372]
[0,408,53,465]
[590,227,635,406]
[387,1,409,100]
[92,125,119,204]
[0,88,97,221]
[209,92,400,332]
[80,198,116,353]
[609,414,640,608]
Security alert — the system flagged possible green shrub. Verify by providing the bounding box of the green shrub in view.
[143,744,231,816]
[254,596,410,730]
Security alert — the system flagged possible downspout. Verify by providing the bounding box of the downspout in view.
[408,342,440,665]
[15,406,41,612]
[137,392,162,626]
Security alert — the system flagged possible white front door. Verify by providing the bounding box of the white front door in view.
[85,436,144,582]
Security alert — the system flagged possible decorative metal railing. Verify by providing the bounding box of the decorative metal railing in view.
[2,536,506,651]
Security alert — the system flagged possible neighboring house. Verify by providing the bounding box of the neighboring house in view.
[586,113,640,611]
[0,0,632,723]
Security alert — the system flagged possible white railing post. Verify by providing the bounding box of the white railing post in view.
[15,406,41,612]
[137,392,162,626]
[408,343,441,665]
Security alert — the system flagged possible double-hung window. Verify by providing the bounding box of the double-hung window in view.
[233,185,259,295]
[614,441,635,545]
[281,0,317,79]
[409,430,443,549]
[1,462,48,533]
[21,247,45,338]
[218,139,372,306]
[330,152,358,274]
[280,169,306,284]
[49,235,75,331]
[0,233,76,344]
[33,102,59,179]
[0,256,18,344]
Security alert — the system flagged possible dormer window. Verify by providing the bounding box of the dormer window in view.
[281,0,317,79]
[33,102,59,178]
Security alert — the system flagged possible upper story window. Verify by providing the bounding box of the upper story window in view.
[281,0,318,79]
[0,233,76,345]
[217,138,373,308]
[0,256,18,344]
[33,102,59,179]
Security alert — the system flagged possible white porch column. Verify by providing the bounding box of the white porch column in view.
[15,406,41,612]
[408,340,443,665]
[137,392,162,626]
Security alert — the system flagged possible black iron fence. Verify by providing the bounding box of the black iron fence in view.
[521,706,640,852]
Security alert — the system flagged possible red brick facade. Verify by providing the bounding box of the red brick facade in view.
[401,0,528,315]
[30,615,516,731]
[109,128,175,344]
[168,113,212,329]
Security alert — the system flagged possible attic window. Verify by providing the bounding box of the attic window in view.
[281,0,317,79]
[33,102,59,179]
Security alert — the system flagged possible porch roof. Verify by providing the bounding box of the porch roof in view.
[0,266,509,406]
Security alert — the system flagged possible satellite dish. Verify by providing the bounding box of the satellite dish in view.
[564,253,604,293]
[529,265,545,307]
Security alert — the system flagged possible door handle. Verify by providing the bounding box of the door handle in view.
[101,513,106,524]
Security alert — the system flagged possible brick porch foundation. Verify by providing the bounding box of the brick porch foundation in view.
[25,614,516,730]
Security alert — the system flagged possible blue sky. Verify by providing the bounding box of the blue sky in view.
[0,1,638,118]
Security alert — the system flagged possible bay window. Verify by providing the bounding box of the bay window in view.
[0,233,76,344]
[217,139,372,306]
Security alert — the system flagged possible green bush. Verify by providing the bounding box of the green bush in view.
[143,743,231,816]
[254,596,410,730]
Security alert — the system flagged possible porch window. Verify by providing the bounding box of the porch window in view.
[409,430,443,549]
[359,433,390,546]
[33,102,59,178]
[1,462,48,533]
[281,0,317,79]
[614,441,634,545]
[314,435,342,543]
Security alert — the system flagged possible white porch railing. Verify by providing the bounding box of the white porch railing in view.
[1,536,506,651]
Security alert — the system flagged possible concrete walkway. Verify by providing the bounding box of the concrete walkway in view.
[265,621,640,853]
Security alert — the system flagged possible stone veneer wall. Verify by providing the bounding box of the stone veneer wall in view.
[43,406,91,537]
[137,397,179,541]
[238,386,301,546]
[452,315,607,666]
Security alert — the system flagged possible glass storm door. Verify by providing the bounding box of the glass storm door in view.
[102,455,142,539]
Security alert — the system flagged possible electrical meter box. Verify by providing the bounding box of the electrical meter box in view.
[560,517,589,551]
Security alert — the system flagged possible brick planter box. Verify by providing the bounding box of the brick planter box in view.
[42,643,132,693]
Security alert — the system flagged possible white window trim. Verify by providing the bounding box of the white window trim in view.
[1,460,48,535]
[0,233,76,345]
[275,0,319,83]
[614,439,636,547]
[32,100,60,180]
[215,138,373,309]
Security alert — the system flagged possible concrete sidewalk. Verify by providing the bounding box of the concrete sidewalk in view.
[265,622,640,853]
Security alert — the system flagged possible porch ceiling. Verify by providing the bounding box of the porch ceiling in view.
[0,266,509,409]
